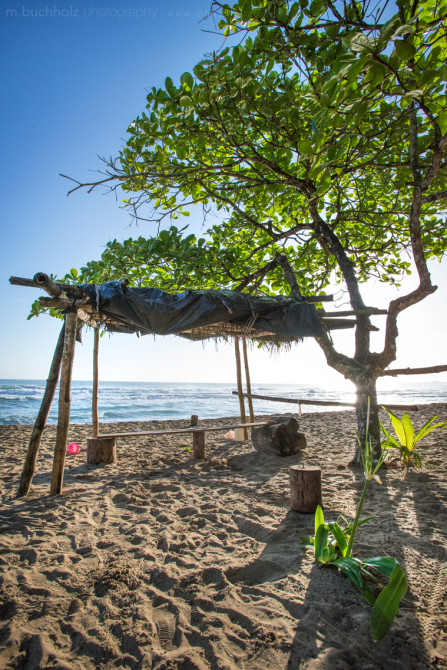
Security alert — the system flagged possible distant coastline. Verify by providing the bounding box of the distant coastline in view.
[1,379,447,426]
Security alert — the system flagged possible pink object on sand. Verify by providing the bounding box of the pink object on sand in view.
[68,442,80,455]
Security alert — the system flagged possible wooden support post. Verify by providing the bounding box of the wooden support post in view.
[242,337,254,423]
[87,436,117,464]
[50,312,77,496]
[289,466,322,514]
[92,328,99,437]
[190,414,199,427]
[17,324,65,497]
[192,431,205,459]
[234,336,247,439]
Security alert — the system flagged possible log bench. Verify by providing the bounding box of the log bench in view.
[87,421,273,464]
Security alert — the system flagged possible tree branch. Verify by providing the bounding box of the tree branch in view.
[421,191,447,204]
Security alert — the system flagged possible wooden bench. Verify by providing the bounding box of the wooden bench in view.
[87,421,273,464]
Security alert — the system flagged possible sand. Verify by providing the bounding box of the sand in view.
[0,404,446,670]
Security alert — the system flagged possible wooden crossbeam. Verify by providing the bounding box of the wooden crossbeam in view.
[9,275,84,298]
[318,308,388,317]
[97,421,272,439]
[382,365,447,376]
[232,392,420,412]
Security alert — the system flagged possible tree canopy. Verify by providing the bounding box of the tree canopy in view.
[62,0,447,459]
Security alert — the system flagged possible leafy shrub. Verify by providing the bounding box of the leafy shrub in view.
[381,409,446,467]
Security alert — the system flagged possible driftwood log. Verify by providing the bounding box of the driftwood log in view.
[289,466,322,513]
[87,437,117,465]
[251,417,306,456]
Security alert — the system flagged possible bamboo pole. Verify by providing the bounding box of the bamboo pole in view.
[17,324,65,497]
[242,337,254,422]
[39,297,90,309]
[9,275,84,297]
[92,328,99,437]
[50,312,77,496]
[33,272,64,298]
[234,336,247,439]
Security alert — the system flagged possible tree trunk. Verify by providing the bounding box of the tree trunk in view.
[352,377,381,464]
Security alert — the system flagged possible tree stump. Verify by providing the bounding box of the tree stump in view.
[192,431,205,459]
[87,437,117,465]
[289,466,322,513]
[252,417,306,456]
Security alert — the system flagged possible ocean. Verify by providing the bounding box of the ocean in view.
[1,379,447,426]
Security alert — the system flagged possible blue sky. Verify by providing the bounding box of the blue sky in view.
[1,0,446,391]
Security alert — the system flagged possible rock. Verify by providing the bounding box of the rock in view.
[252,417,306,457]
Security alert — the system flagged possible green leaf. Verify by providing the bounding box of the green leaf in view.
[240,0,252,22]
[370,563,408,642]
[329,522,348,556]
[363,556,397,577]
[159,229,171,242]
[165,76,176,97]
[394,40,416,61]
[347,58,366,83]
[180,72,194,90]
[193,64,207,82]
[344,33,376,53]
[369,62,387,87]
[288,2,299,22]
[298,140,313,156]
[314,504,324,535]
[379,15,401,45]
[438,111,447,134]
[180,96,193,108]
[176,146,187,160]
[309,0,324,15]
[387,410,407,447]
[414,416,447,443]
[400,413,414,449]
[314,523,329,563]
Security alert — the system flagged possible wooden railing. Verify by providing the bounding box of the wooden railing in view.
[232,391,420,413]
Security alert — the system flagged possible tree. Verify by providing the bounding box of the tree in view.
[67,0,447,461]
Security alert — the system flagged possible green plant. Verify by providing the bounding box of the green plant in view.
[381,409,446,467]
[304,504,408,642]
[302,404,408,642]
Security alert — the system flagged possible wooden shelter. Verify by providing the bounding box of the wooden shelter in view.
[9,273,350,497]
[13,271,442,498]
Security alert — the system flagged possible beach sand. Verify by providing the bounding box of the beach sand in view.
[0,405,446,669]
